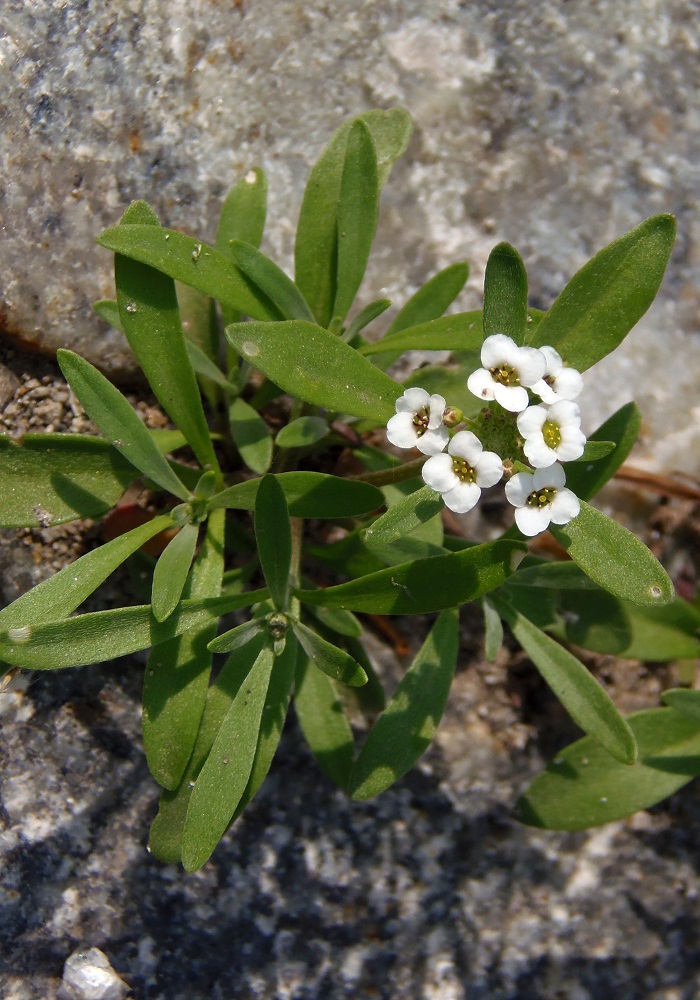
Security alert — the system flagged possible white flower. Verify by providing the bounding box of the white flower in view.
[422,430,503,514]
[505,463,580,536]
[386,387,449,455]
[531,346,583,404]
[517,400,587,467]
[467,334,546,413]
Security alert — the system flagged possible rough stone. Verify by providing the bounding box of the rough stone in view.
[2,0,700,469]
[60,948,128,1000]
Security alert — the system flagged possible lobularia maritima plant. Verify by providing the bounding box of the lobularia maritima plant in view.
[2,109,699,870]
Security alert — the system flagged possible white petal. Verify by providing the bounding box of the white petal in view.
[427,394,447,429]
[467,368,496,401]
[515,505,552,536]
[514,346,547,386]
[416,424,449,455]
[422,453,459,493]
[531,378,559,404]
[448,430,483,465]
[523,437,558,468]
[540,345,563,376]
[552,367,583,401]
[556,432,586,462]
[442,481,481,514]
[549,489,581,525]
[548,399,580,427]
[481,334,516,368]
[493,383,529,412]
[533,463,566,490]
[474,451,504,488]
[395,387,430,413]
[386,412,419,449]
[517,405,548,436]
[505,472,534,507]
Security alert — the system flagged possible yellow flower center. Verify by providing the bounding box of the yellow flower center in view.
[489,364,520,387]
[412,406,430,438]
[526,486,557,508]
[542,420,562,449]
[452,458,476,483]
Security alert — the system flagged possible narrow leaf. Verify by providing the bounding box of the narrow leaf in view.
[296,539,524,614]
[349,610,459,799]
[226,320,400,422]
[343,299,391,342]
[229,396,272,474]
[209,471,383,518]
[482,596,503,661]
[151,523,200,622]
[57,351,190,500]
[208,619,266,654]
[483,243,528,344]
[385,262,470,337]
[307,604,363,639]
[362,485,443,546]
[661,689,700,723]
[496,598,637,764]
[186,339,237,391]
[228,240,315,322]
[255,474,292,610]
[518,708,700,830]
[563,402,641,501]
[527,215,676,371]
[292,622,367,687]
[551,501,674,607]
[216,169,267,253]
[275,417,330,450]
[182,645,275,871]
[360,313,483,356]
[295,653,355,788]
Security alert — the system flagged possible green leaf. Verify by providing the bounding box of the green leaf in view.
[401,353,485,418]
[210,471,383,519]
[143,508,225,789]
[362,485,443,546]
[0,514,174,629]
[495,597,637,764]
[518,708,700,830]
[306,603,363,639]
[0,434,137,528]
[217,169,267,253]
[526,215,676,371]
[483,243,528,345]
[226,320,400,422]
[563,402,641,501]
[93,298,123,330]
[661,689,700,722]
[343,299,391,342]
[296,539,524,614]
[294,653,356,788]
[275,417,330,450]
[151,523,200,623]
[148,634,266,862]
[385,263,470,337]
[360,313,483,356]
[0,589,266,670]
[186,339,237,392]
[551,501,674,607]
[333,119,379,322]
[295,109,412,326]
[228,396,272,474]
[115,202,219,473]
[292,621,367,686]
[208,619,266,654]
[574,440,615,462]
[255,475,292,611]
[348,610,459,799]
[228,240,315,322]
[182,645,276,871]
[482,596,503,661]
[57,351,190,501]
[98,224,282,321]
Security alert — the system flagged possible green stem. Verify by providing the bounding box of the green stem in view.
[352,456,427,487]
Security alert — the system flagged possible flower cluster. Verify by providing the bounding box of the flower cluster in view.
[386,334,585,535]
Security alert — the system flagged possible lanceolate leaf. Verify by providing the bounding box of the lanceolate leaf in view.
[563,402,641,501]
[182,645,276,871]
[151,522,200,623]
[294,653,356,788]
[143,508,225,790]
[294,109,412,328]
[343,299,391,342]
[348,609,459,800]
[482,596,503,661]
[275,417,330,450]
[226,320,400,422]
[526,215,676,371]
[333,119,379,322]
[296,539,524,614]
[362,486,443,546]
[551,501,674,607]
[255,475,292,611]
[495,597,637,764]
[0,434,137,528]
[57,351,190,501]
[518,708,700,831]
[483,243,528,345]
[115,202,219,473]
[359,313,484,357]
[228,240,315,322]
[0,514,174,629]
[186,339,237,391]
[0,589,266,670]
[98,225,283,321]
[209,472,384,519]
[661,689,700,723]
[216,169,268,254]
[385,262,471,337]
[292,621,367,687]
[229,396,273,474]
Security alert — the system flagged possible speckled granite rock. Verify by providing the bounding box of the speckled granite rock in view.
[2,0,700,468]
